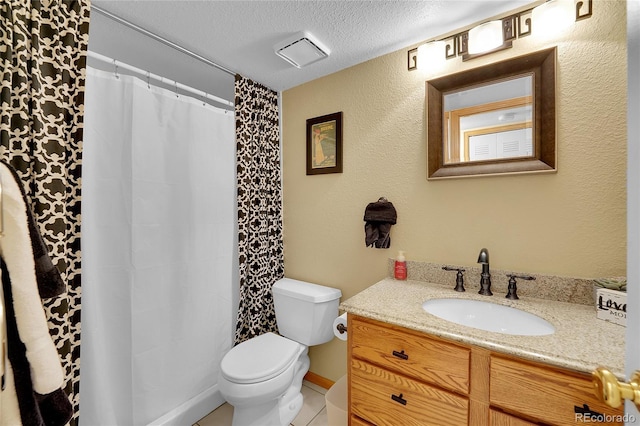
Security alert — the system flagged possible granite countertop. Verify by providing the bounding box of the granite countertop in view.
[340,278,626,378]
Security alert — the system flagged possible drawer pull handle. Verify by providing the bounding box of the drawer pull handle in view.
[574,404,603,417]
[392,350,408,360]
[391,393,407,405]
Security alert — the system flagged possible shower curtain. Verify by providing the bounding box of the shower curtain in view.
[1,2,90,422]
[234,75,283,344]
[80,67,235,425]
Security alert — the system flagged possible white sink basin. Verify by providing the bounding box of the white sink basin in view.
[422,298,555,336]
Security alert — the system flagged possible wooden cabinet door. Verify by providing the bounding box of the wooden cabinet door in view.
[490,355,624,425]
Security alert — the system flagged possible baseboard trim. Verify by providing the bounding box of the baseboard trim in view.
[303,371,335,390]
[148,384,224,425]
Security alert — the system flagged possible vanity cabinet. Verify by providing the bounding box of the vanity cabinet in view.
[348,315,624,426]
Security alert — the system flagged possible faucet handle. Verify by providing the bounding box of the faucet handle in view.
[442,266,466,292]
[505,274,536,300]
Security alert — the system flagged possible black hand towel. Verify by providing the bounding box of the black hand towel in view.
[363,198,397,249]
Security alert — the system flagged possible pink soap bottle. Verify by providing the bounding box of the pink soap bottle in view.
[394,251,407,280]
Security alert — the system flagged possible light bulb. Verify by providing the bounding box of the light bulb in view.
[468,21,504,55]
[417,40,445,71]
[532,0,575,35]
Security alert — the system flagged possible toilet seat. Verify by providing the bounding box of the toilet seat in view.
[221,332,303,384]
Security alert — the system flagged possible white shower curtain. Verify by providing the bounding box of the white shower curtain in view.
[80,67,235,425]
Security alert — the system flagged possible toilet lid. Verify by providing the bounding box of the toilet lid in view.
[221,332,302,384]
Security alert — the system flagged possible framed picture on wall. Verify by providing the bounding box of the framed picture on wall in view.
[306,111,343,175]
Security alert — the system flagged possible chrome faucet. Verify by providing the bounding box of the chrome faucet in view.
[477,248,492,296]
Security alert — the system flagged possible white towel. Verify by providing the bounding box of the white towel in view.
[0,162,64,395]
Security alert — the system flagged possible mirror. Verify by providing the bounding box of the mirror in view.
[427,48,556,179]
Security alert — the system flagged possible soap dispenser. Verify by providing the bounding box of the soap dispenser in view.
[394,251,407,280]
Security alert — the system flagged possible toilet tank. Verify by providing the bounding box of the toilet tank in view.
[272,278,342,346]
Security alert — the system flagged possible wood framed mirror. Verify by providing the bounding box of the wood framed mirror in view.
[426,47,556,179]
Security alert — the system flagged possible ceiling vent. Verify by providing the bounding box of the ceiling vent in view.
[274,31,330,68]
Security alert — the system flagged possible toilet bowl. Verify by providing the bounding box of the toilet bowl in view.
[219,278,341,426]
[220,332,309,426]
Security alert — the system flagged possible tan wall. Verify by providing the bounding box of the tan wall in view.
[282,0,627,382]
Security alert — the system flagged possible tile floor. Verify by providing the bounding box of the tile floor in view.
[193,381,329,426]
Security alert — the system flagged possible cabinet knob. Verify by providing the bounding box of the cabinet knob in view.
[592,367,640,409]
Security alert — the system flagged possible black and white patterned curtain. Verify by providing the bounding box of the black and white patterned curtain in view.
[0,0,90,423]
[234,75,284,344]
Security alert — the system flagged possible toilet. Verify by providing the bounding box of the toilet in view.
[219,278,342,426]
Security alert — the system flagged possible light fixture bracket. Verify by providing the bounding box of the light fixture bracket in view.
[576,0,593,20]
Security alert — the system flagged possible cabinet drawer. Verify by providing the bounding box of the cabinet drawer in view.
[351,358,468,426]
[351,316,470,394]
[490,409,537,426]
[490,356,624,425]
[350,414,373,426]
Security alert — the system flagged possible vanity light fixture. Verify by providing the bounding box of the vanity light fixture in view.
[407,0,593,70]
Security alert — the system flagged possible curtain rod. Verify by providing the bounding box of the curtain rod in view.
[90,4,236,77]
[87,51,234,108]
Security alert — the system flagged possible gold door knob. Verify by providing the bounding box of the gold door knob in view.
[592,367,640,409]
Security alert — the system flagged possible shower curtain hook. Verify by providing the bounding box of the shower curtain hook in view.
[203,93,208,106]
[113,59,119,79]
[146,71,151,89]
[175,81,179,98]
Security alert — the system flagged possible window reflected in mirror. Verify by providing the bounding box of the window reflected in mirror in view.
[444,75,533,164]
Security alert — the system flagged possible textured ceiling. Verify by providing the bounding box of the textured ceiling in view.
[90,0,535,92]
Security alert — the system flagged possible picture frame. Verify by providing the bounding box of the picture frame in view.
[306,111,343,175]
